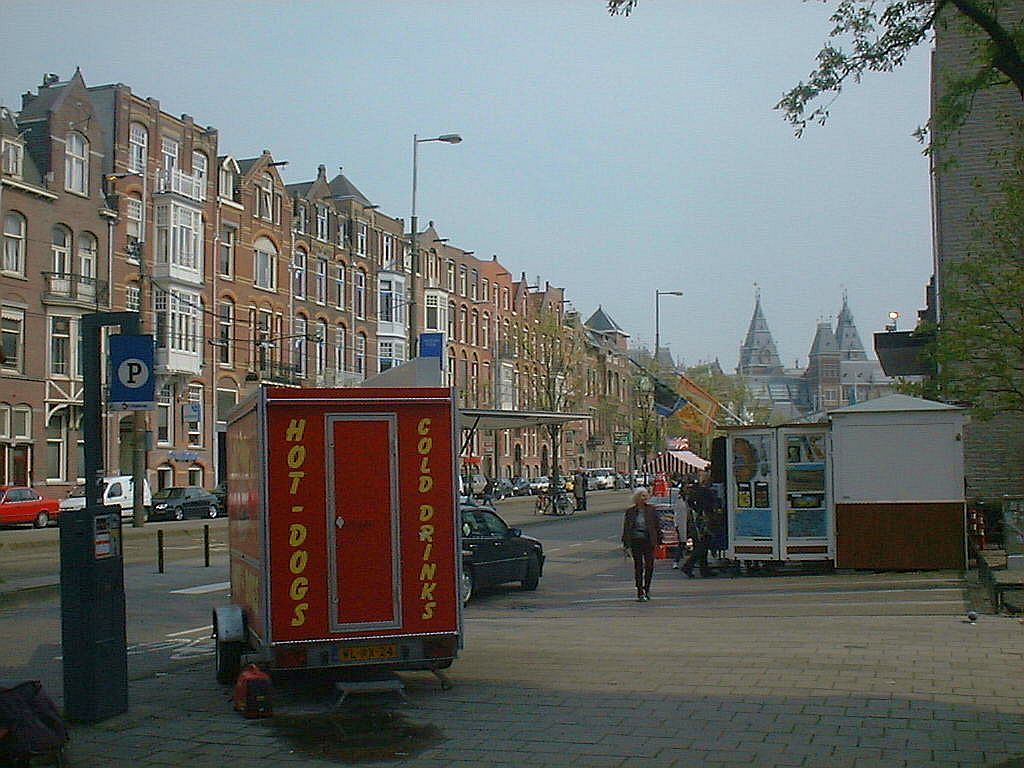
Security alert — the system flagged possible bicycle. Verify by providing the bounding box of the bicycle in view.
[535,489,574,516]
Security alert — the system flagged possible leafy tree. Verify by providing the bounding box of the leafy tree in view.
[607,1,1024,145]
[520,306,587,487]
[902,138,1024,417]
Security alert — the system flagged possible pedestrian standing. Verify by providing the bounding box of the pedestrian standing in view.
[671,490,691,569]
[573,469,587,511]
[681,473,716,578]
[621,487,661,601]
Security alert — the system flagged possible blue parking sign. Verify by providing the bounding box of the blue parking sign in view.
[109,335,155,410]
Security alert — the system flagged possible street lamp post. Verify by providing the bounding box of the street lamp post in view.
[654,289,683,362]
[409,133,461,358]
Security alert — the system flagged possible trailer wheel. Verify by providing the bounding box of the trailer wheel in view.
[460,568,475,605]
[215,637,242,684]
[521,554,540,591]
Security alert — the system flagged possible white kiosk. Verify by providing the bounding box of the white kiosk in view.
[726,395,967,570]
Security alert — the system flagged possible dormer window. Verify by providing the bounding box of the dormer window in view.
[218,160,237,201]
[316,205,328,240]
[2,139,24,178]
[257,173,273,220]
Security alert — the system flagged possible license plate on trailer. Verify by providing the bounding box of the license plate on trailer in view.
[336,644,398,662]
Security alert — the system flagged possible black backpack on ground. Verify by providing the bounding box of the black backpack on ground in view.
[0,680,67,766]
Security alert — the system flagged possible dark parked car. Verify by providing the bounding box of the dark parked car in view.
[148,486,220,521]
[212,481,227,512]
[460,505,544,604]
[510,477,532,496]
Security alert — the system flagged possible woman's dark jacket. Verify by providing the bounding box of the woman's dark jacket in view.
[621,504,662,549]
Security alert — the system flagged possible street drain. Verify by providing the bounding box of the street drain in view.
[266,706,442,763]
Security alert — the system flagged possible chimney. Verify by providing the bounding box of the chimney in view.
[317,164,327,181]
[42,73,59,87]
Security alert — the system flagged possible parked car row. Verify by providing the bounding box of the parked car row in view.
[0,480,225,529]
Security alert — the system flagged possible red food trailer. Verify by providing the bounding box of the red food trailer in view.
[213,386,461,687]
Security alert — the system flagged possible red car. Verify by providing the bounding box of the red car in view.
[0,486,60,528]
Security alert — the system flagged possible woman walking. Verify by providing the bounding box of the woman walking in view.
[622,487,661,601]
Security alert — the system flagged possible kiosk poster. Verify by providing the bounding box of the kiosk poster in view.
[732,434,775,539]
[737,482,752,508]
[783,433,827,538]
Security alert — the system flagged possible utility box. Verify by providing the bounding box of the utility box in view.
[59,504,128,721]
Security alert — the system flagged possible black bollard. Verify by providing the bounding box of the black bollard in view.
[157,528,164,574]
[204,524,210,567]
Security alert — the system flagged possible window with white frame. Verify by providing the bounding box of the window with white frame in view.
[425,294,440,332]
[216,387,238,425]
[254,237,277,290]
[471,310,479,346]
[45,411,68,482]
[292,249,307,298]
[335,325,346,373]
[219,163,236,200]
[51,225,71,278]
[315,320,327,376]
[355,333,366,375]
[154,203,202,271]
[470,270,478,300]
[459,266,467,297]
[126,197,143,249]
[217,299,233,365]
[314,258,327,304]
[126,285,140,312]
[379,340,395,373]
[295,203,307,234]
[2,139,24,178]
[356,222,367,255]
[161,137,179,174]
[336,216,347,246]
[187,384,203,447]
[354,269,366,319]
[218,225,235,277]
[446,261,455,292]
[459,306,467,343]
[157,464,173,490]
[334,264,346,309]
[254,308,273,370]
[8,405,30,440]
[481,279,489,303]
[192,151,207,197]
[128,123,148,173]
[2,213,25,276]
[188,465,203,487]
[316,206,329,240]
[379,279,395,323]
[79,231,97,282]
[157,385,173,445]
[65,132,88,194]
[153,288,200,353]
[482,312,490,349]
[382,234,394,268]
[448,301,456,340]
[49,316,72,376]
[257,173,273,220]
[294,316,307,377]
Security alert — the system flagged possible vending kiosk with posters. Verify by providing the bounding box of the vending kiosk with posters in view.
[726,424,833,566]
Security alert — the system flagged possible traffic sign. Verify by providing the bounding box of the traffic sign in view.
[108,335,155,410]
[613,431,632,446]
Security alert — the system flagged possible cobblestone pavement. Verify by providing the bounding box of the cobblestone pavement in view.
[62,585,1024,767]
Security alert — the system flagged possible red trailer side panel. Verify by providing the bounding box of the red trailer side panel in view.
[262,388,459,646]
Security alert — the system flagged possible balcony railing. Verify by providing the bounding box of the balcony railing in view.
[155,168,206,202]
[246,361,302,386]
[40,271,108,306]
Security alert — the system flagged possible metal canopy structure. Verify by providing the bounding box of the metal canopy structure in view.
[459,408,591,456]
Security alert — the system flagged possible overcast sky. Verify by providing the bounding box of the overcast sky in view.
[2,1,933,372]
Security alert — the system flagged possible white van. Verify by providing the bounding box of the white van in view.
[60,475,152,518]
[584,467,617,491]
